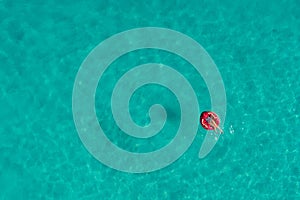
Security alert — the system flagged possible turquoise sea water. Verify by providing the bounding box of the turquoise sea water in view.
[1,0,300,199]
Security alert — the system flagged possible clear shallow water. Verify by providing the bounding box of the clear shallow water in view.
[1,0,300,199]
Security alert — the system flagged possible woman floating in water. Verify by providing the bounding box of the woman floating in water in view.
[200,111,223,134]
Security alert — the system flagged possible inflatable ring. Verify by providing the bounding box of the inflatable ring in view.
[200,111,220,130]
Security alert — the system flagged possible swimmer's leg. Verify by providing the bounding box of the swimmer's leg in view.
[217,126,223,134]
[210,120,223,134]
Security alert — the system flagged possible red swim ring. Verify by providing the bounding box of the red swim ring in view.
[200,111,220,130]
